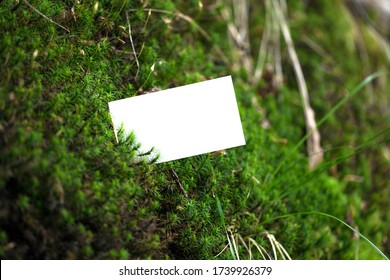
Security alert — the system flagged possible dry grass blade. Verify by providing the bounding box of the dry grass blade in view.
[248,237,271,260]
[221,0,271,130]
[273,0,323,170]
[347,0,390,61]
[237,234,251,258]
[233,0,252,72]
[214,243,229,258]
[169,169,188,198]
[265,232,292,260]
[125,11,140,80]
[221,0,252,72]
[366,25,390,61]
[274,237,292,260]
[227,227,240,260]
[217,223,291,260]
[271,0,283,85]
[253,0,283,87]
[253,0,272,83]
[252,96,270,129]
[265,232,278,260]
[23,0,70,33]
[301,36,332,59]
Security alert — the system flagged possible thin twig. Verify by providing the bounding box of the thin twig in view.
[169,169,188,198]
[214,243,229,258]
[23,0,70,33]
[125,11,140,80]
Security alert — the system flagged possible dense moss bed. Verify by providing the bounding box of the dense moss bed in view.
[1,0,389,259]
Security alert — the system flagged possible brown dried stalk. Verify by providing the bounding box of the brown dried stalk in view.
[273,0,323,169]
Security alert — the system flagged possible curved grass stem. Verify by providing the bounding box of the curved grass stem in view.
[260,211,389,260]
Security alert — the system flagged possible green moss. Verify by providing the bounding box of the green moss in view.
[0,0,388,259]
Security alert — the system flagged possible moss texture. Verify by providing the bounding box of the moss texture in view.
[1,0,389,259]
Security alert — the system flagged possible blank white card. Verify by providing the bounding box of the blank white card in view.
[108,76,246,163]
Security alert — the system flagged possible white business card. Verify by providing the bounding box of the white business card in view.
[108,76,246,163]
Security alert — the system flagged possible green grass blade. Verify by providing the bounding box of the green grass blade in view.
[270,72,385,180]
[274,126,390,201]
[260,211,389,260]
[216,196,237,260]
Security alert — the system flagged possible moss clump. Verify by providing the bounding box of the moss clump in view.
[1,0,388,259]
